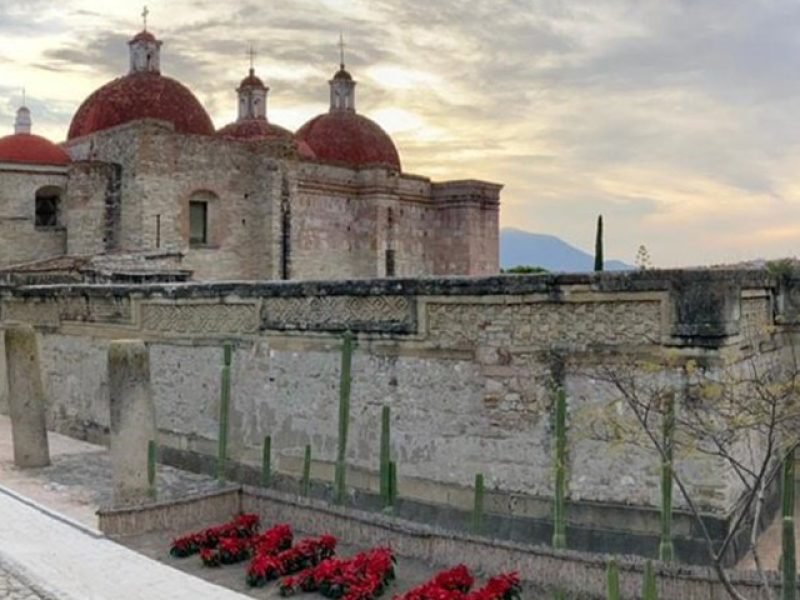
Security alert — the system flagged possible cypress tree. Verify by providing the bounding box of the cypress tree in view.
[594,214,604,272]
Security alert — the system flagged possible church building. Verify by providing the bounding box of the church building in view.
[0,26,501,281]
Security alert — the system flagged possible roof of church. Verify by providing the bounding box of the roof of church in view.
[296,111,401,171]
[238,68,266,90]
[0,133,70,166]
[217,119,317,159]
[129,30,158,43]
[67,72,214,140]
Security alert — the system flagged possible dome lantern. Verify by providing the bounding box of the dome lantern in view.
[237,68,269,121]
[330,34,356,113]
[14,106,31,134]
[128,8,162,74]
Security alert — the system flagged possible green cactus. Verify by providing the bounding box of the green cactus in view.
[216,342,233,484]
[783,452,797,600]
[594,214,604,272]
[553,386,567,549]
[261,435,272,488]
[642,560,657,600]
[606,559,619,600]
[380,406,391,505]
[472,473,485,535]
[387,460,398,510]
[334,331,354,505]
[302,444,312,497]
[147,439,157,500]
[659,394,675,562]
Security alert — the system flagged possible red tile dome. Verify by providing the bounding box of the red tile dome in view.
[0,133,70,166]
[216,119,316,158]
[67,72,214,140]
[295,111,401,171]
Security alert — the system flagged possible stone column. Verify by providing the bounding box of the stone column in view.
[108,340,157,506]
[4,324,50,467]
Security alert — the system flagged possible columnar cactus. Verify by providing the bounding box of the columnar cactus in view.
[262,435,272,488]
[302,444,312,497]
[216,342,233,484]
[472,473,485,535]
[606,559,620,600]
[334,331,353,505]
[659,394,675,562]
[783,452,796,600]
[147,439,157,499]
[553,386,567,549]
[642,560,657,600]
[380,405,391,505]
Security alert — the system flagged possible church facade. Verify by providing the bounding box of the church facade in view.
[0,29,501,281]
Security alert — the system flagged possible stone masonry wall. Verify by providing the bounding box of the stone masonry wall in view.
[0,271,781,524]
[0,168,68,267]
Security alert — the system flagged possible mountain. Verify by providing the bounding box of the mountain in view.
[500,228,632,272]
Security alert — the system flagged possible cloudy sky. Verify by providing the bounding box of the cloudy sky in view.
[1,0,800,267]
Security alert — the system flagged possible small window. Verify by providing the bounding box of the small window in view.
[385,249,396,277]
[189,201,208,245]
[35,188,61,227]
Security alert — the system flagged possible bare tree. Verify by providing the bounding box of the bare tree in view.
[576,337,800,600]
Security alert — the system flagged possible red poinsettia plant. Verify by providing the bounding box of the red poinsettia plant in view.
[198,522,293,567]
[169,513,260,558]
[393,566,519,600]
[279,547,396,599]
[247,534,338,587]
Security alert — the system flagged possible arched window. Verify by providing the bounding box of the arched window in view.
[189,190,216,246]
[35,186,62,228]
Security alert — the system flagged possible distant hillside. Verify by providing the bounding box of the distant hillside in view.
[500,228,632,272]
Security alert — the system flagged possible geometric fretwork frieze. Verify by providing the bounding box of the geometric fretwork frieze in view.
[262,295,415,333]
[140,302,260,335]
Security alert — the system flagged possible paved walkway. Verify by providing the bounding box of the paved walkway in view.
[0,415,252,599]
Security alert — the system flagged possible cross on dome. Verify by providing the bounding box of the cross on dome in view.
[142,6,149,31]
[330,34,356,113]
[247,45,257,70]
[338,33,346,70]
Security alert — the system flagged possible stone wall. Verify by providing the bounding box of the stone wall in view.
[0,270,785,563]
[0,168,68,267]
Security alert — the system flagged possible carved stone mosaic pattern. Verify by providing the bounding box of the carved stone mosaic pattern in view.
[140,302,259,334]
[262,295,415,333]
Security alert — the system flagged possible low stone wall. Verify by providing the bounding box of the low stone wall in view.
[98,484,785,599]
[97,485,240,536]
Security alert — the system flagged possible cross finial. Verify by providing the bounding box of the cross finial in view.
[247,44,257,70]
[21,87,26,107]
[338,32,346,70]
[142,6,149,31]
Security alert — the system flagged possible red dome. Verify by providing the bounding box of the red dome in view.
[217,119,316,159]
[239,69,266,89]
[0,134,70,166]
[68,72,214,140]
[295,112,401,171]
[130,30,157,43]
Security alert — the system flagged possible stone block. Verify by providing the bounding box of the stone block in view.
[4,323,50,467]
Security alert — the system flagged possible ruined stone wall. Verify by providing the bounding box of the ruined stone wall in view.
[64,161,118,256]
[0,270,781,521]
[0,168,69,268]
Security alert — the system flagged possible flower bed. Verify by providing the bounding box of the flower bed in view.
[393,565,520,600]
[169,513,260,558]
[199,523,293,567]
[247,535,338,587]
[280,547,396,600]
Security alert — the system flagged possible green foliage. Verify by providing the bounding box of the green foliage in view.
[606,559,620,600]
[302,444,311,497]
[216,342,233,485]
[380,406,391,506]
[768,258,797,279]
[261,435,272,488]
[472,473,485,535]
[384,460,397,513]
[147,439,157,499]
[501,265,548,274]
[642,560,657,600]
[594,214,604,272]
[553,386,567,550]
[334,331,354,505]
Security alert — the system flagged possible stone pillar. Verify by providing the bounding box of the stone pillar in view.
[0,329,9,415]
[108,340,157,506]
[4,324,50,467]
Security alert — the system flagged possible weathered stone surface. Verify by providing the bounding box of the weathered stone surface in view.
[107,339,157,506]
[4,324,50,467]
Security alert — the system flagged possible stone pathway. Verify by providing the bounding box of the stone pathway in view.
[0,566,45,600]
